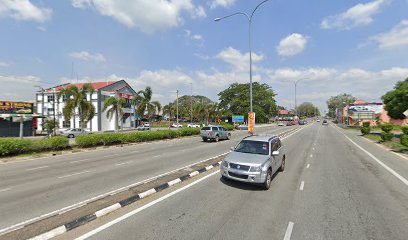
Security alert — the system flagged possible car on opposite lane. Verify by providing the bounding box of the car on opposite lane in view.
[221,135,286,190]
[61,128,91,138]
[322,119,328,125]
[200,125,231,142]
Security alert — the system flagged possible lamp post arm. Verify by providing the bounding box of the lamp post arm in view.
[250,0,270,21]
[215,12,250,22]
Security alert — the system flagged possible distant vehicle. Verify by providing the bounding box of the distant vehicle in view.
[137,125,150,131]
[237,125,248,130]
[61,128,91,138]
[200,126,231,142]
[187,123,200,128]
[299,120,307,125]
[286,121,294,126]
[143,122,150,127]
[277,122,284,126]
[221,135,286,190]
[322,119,328,125]
[171,123,183,128]
[317,119,321,122]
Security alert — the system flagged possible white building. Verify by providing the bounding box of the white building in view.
[36,80,138,132]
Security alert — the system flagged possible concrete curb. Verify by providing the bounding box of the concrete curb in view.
[25,161,223,240]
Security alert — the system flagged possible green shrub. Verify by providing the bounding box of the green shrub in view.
[0,137,69,156]
[361,127,370,135]
[401,125,408,135]
[381,124,393,133]
[75,129,201,148]
[0,138,33,156]
[380,132,394,142]
[362,122,370,128]
[221,124,234,131]
[401,135,408,147]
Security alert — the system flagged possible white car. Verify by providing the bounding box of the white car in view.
[171,123,183,128]
[61,128,91,138]
[277,122,284,126]
[187,123,200,128]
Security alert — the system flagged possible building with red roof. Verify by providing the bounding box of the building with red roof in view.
[36,80,138,132]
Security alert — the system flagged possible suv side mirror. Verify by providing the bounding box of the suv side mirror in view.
[230,147,235,151]
[272,151,280,156]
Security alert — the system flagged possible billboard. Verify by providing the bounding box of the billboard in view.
[232,115,244,123]
[248,112,255,134]
[0,101,33,114]
[348,104,383,114]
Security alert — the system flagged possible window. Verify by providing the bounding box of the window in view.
[62,95,67,102]
[63,121,70,128]
[47,108,54,115]
[272,139,279,151]
[235,140,269,155]
[47,95,55,102]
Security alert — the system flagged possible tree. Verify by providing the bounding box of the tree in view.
[57,84,96,129]
[297,102,320,117]
[43,118,58,136]
[326,93,356,118]
[382,78,408,119]
[136,87,162,120]
[218,82,277,123]
[103,97,126,132]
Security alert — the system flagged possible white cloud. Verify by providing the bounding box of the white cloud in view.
[216,47,263,72]
[321,0,387,30]
[0,75,41,101]
[0,61,11,67]
[210,0,235,9]
[194,53,210,60]
[71,0,205,33]
[192,5,206,19]
[193,34,203,40]
[69,51,106,62]
[276,33,308,57]
[0,0,52,22]
[371,19,408,49]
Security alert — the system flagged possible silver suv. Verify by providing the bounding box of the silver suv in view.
[221,135,286,190]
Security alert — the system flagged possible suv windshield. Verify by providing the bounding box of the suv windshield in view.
[234,140,269,155]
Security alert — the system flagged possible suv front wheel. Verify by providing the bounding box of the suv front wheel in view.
[262,169,272,190]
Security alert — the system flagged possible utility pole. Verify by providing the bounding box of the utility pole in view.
[190,83,193,125]
[176,90,179,126]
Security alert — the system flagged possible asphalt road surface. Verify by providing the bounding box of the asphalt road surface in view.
[61,122,408,240]
[0,124,292,232]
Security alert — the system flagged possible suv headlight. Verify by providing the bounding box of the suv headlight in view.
[250,165,262,172]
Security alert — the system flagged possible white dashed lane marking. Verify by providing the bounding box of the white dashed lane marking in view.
[299,181,305,191]
[57,171,91,179]
[306,164,310,169]
[27,166,49,171]
[283,221,294,240]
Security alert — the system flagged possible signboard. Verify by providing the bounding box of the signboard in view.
[404,109,408,117]
[0,101,33,114]
[118,93,134,99]
[349,104,383,114]
[248,112,255,134]
[232,115,244,123]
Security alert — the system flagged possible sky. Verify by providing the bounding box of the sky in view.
[1,0,408,113]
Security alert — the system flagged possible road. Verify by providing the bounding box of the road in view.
[0,124,292,233]
[63,122,408,240]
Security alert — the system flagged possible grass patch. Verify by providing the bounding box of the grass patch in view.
[363,134,408,153]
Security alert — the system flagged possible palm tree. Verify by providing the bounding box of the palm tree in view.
[136,87,162,121]
[103,96,126,132]
[57,84,95,129]
[162,102,177,127]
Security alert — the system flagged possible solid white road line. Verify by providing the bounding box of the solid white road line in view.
[283,221,294,240]
[75,171,220,240]
[57,171,91,179]
[335,127,408,188]
[27,166,49,171]
[69,159,90,164]
[306,164,310,169]
[299,181,305,191]
[115,161,133,166]
[0,188,11,193]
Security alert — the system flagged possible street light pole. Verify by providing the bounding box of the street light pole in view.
[215,0,270,113]
[176,90,179,126]
[190,83,193,125]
